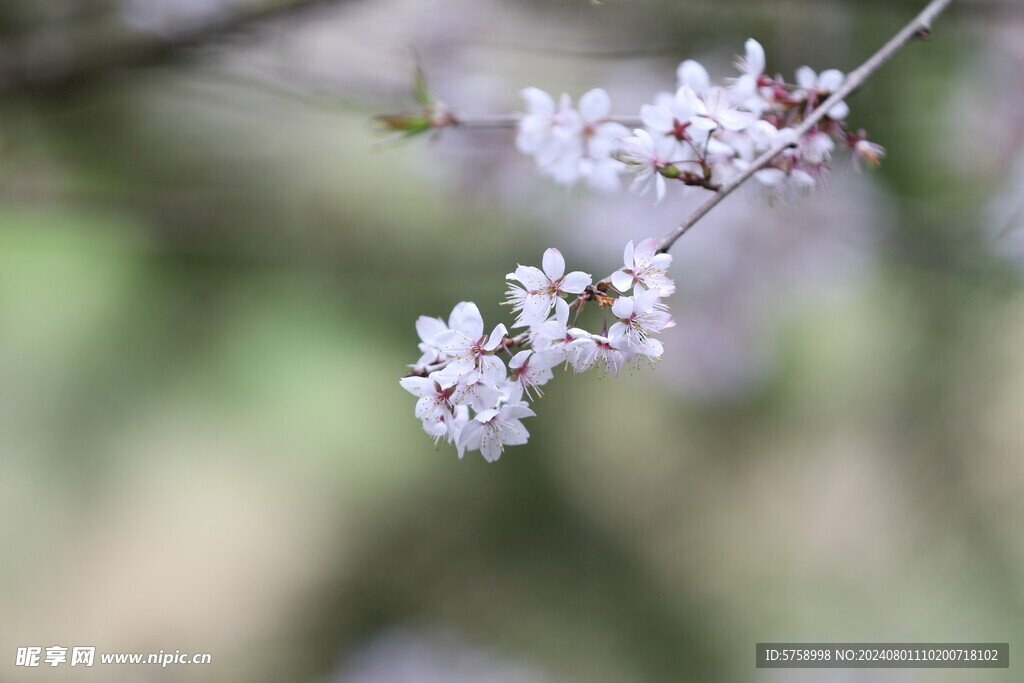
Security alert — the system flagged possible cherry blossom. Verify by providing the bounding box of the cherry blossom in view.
[433,302,508,377]
[508,349,562,399]
[794,66,850,120]
[682,86,757,133]
[402,240,677,461]
[399,377,457,428]
[640,88,705,159]
[609,287,674,357]
[566,329,627,376]
[516,87,629,192]
[798,128,835,165]
[531,298,574,358]
[379,36,885,208]
[458,404,535,462]
[444,363,506,412]
[515,88,580,166]
[610,238,675,295]
[506,248,591,327]
[617,129,677,203]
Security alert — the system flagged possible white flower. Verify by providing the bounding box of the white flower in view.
[433,302,507,377]
[398,376,457,427]
[565,329,627,376]
[437,361,505,413]
[508,349,562,398]
[531,298,574,358]
[794,66,849,120]
[618,129,677,204]
[640,87,706,156]
[610,238,675,295]
[516,87,629,192]
[609,286,674,358]
[411,301,487,369]
[682,86,757,132]
[507,248,591,327]
[458,404,535,462]
[797,128,835,165]
[515,88,581,166]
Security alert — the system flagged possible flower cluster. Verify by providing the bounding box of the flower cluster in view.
[401,240,675,462]
[516,39,885,203]
[515,88,631,193]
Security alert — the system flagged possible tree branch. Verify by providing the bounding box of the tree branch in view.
[654,0,956,254]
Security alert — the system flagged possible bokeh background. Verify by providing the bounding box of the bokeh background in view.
[1,0,1022,681]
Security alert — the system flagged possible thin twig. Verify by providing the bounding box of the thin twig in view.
[654,0,955,254]
[454,114,643,129]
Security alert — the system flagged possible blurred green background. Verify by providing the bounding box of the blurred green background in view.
[0,0,1022,681]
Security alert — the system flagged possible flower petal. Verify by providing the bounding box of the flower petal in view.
[458,419,484,452]
[530,350,563,371]
[743,38,765,76]
[518,294,553,327]
[718,109,756,131]
[611,296,634,319]
[559,270,592,294]
[818,69,845,92]
[502,404,536,420]
[434,330,468,356]
[610,269,633,293]
[651,252,672,271]
[509,349,531,370]
[622,240,635,267]
[633,238,657,262]
[399,377,432,396]
[484,324,508,351]
[520,87,554,116]
[677,60,710,93]
[654,174,667,204]
[640,104,673,133]
[827,100,849,121]
[479,432,503,462]
[415,316,447,344]
[578,88,611,122]
[448,301,483,339]
[795,66,816,90]
[542,248,565,280]
[501,420,530,447]
[514,265,548,292]
[552,297,570,326]
[479,354,506,379]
